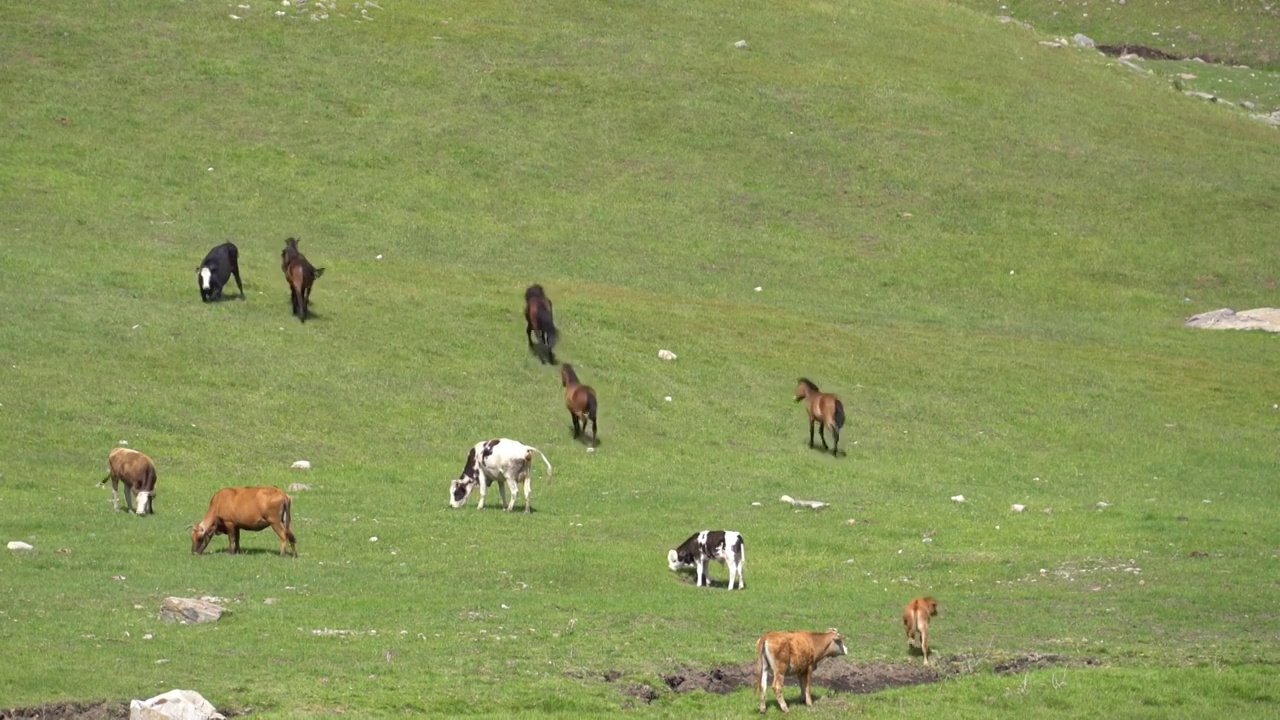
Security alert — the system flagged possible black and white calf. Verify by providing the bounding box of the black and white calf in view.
[197,242,244,302]
[448,438,553,513]
[667,530,745,590]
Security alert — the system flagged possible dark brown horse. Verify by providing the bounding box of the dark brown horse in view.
[524,284,558,364]
[561,363,598,446]
[794,379,845,456]
[281,237,325,323]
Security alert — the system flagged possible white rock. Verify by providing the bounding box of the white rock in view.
[119,440,129,445]
[780,494,828,509]
[1097,501,1111,508]
[585,446,595,453]
[734,40,747,48]
[951,495,965,503]
[369,536,378,542]
[7,541,34,551]
[1011,504,1026,512]
[664,396,672,402]
[291,460,312,470]
[1072,33,1095,48]
[754,286,762,292]
[657,349,677,360]
[129,689,225,720]
[751,502,762,506]
[376,254,383,260]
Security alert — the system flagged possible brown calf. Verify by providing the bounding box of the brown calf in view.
[903,596,939,664]
[756,628,847,713]
[98,447,157,515]
[561,363,598,446]
[191,486,297,557]
[281,236,325,323]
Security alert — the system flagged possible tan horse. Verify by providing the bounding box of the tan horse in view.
[794,379,845,456]
[561,363,598,446]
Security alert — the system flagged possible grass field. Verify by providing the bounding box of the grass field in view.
[2,1,1278,717]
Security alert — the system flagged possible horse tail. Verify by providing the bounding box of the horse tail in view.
[587,392,598,423]
[529,446,553,486]
[542,303,558,348]
[833,399,845,431]
[313,267,325,279]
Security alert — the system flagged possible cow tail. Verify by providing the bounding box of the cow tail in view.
[833,399,845,431]
[98,473,110,487]
[530,447,553,486]
[282,496,295,539]
[756,637,770,691]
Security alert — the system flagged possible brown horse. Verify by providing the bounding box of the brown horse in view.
[281,237,325,323]
[561,363,598,445]
[794,379,845,456]
[524,284,558,364]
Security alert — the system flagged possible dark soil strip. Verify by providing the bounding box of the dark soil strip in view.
[1096,44,1230,65]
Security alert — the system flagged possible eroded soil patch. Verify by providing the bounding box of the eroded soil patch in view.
[663,660,938,696]
[0,701,129,720]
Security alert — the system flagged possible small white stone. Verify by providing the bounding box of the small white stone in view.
[658,349,677,360]
[119,440,129,445]
[376,254,383,260]
[501,604,510,609]
[291,460,312,470]
[7,541,34,551]
[1011,504,1026,512]
[751,502,762,506]
[754,286,762,292]
[585,447,595,453]
[951,494,965,503]
[369,536,378,542]
[664,396,672,402]
[283,0,291,4]
[734,40,747,48]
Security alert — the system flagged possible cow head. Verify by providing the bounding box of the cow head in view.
[197,267,221,302]
[667,549,690,572]
[191,522,217,554]
[449,477,476,508]
[135,491,154,516]
[826,629,848,656]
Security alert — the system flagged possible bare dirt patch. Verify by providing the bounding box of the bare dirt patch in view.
[0,701,129,720]
[662,660,938,696]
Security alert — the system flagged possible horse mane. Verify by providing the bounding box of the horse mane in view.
[525,284,546,302]
[797,378,819,393]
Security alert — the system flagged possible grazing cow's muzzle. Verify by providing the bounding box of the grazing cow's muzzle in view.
[191,525,214,554]
[667,549,684,572]
[448,478,474,508]
[135,491,152,516]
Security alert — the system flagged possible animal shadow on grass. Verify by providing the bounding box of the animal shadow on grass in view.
[808,444,848,458]
[672,569,727,588]
[529,342,558,365]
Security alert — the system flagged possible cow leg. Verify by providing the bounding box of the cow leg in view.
[802,667,814,705]
[502,476,516,512]
[476,478,488,510]
[570,412,580,438]
[271,520,290,556]
[921,620,929,665]
[522,474,532,514]
[526,318,535,346]
[773,670,789,713]
[110,479,121,512]
[758,661,769,713]
[590,416,598,446]
[123,485,135,513]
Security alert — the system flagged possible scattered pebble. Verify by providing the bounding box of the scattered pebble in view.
[7,541,33,551]
[291,460,312,470]
[264,598,279,605]
[751,502,762,506]
[586,447,595,453]
[663,396,672,402]
[369,536,378,542]
[1097,501,1111,508]
[951,495,965,503]
[1011,504,1026,512]
[657,349,677,361]
[288,483,312,491]
[754,286,762,292]
[376,254,383,260]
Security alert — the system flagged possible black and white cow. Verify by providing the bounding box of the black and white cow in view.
[197,242,244,302]
[448,438,553,513]
[667,530,745,590]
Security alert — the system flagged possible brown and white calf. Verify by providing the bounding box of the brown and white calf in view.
[755,628,847,713]
[448,438,553,513]
[191,486,297,557]
[98,447,157,515]
[667,530,744,589]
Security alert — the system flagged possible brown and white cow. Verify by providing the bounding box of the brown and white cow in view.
[98,447,158,515]
[755,628,847,713]
[191,486,297,557]
[448,438,552,513]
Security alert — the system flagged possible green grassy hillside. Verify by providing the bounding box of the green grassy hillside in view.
[1,1,1277,717]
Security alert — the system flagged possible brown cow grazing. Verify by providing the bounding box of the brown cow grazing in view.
[903,596,939,664]
[756,628,847,714]
[191,486,297,557]
[98,447,157,515]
